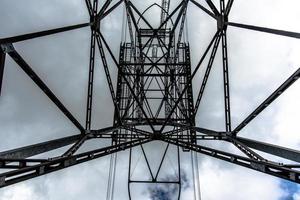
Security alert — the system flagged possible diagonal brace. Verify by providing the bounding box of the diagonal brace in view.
[5,44,85,133]
[233,68,300,135]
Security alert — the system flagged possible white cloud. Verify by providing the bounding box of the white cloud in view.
[198,158,285,200]
[2,184,40,200]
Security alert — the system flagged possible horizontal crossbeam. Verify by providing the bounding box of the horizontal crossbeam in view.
[227,22,300,39]
[0,137,150,187]
[0,22,92,44]
[164,137,300,183]
[0,134,81,159]
[0,158,48,169]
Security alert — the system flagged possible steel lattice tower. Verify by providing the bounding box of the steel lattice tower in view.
[0,0,300,199]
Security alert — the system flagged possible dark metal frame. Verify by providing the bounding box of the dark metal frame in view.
[0,0,300,199]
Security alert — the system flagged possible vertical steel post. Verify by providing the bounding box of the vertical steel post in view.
[220,0,232,132]
[85,0,98,131]
[0,47,6,95]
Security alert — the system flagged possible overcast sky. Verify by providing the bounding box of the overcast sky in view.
[0,0,300,200]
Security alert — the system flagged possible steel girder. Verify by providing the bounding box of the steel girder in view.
[163,135,300,183]
[0,135,150,188]
[0,135,81,159]
[0,23,93,44]
[1,125,300,186]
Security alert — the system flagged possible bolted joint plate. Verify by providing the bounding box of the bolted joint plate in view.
[1,43,15,53]
[151,131,163,140]
[290,172,297,181]
[91,16,100,32]
[0,176,5,187]
[217,15,228,31]
[63,157,77,167]
[37,166,45,175]
[251,162,266,172]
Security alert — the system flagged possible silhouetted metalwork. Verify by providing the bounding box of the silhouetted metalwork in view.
[0,0,300,199]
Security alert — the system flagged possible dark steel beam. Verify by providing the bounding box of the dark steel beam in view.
[62,125,117,156]
[0,47,5,95]
[194,32,221,114]
[95,34,122,123]
[163,127,189,136]
[0,22,92,44]
[169,123,224,137]
[0,158,48,169]
[85,0,93,17]
[62,135,88,157]
[236,137,300,163]
[100,0,123,20]
[227,22,300,39]
[190,0,218,20]
[168,134,225,140]
[121,126,152,136]
[225,0,234,16]
[221,31,232,132]
[205,0,220,16]
[0,137,151,188]
[98,0,112,18]
[233,68,300,135]
[85,0,98,131]
[227,136,265,161]
[140,144,155,180]
[129,180,179,184]
[91,126,119,135]
[62,126,138,157]
[154,143,169,180]
[220,0,232,132]
[6,45,85,133]
[91,133,148,140]
[164,138,300,183]
[0,134,81,159]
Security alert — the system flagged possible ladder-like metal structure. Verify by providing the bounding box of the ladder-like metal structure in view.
[1,0,300,199]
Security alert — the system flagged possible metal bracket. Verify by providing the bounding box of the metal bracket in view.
[251,162,266,172]
[0,176,5,187]
[37,166,45,175]
[63,157,77,167]
[1,43,15,53]
[217,15,228,30]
